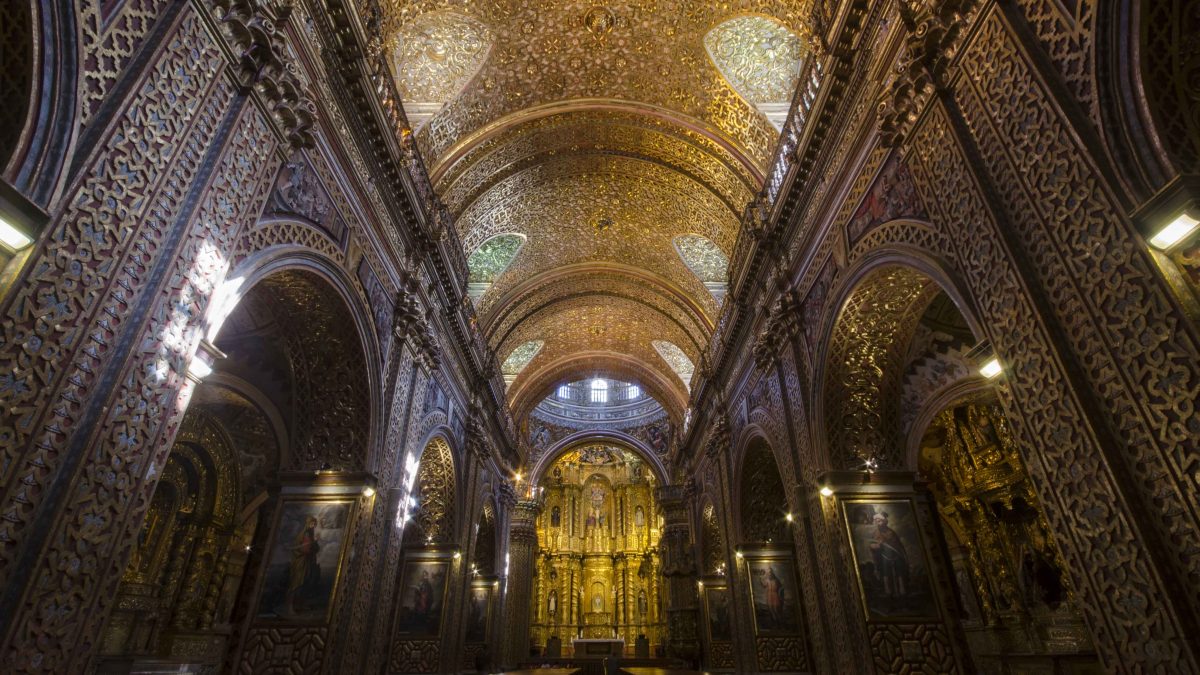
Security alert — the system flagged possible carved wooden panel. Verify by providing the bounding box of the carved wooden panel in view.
[239,626,327,675]
[868,623,957,675]
[389,639,440,673]
[755,636,807,672]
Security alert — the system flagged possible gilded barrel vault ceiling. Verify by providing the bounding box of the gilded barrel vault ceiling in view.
[382,0,815,418]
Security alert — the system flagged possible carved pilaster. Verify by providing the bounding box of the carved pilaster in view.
[656,485,699,664]
[501,499,541,667]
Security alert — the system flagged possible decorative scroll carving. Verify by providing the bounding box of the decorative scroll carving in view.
[738,443,792,545]
[878,0,979,147]
[212,0,317,148]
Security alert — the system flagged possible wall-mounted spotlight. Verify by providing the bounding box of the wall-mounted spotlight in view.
[0,182,47,253]
[784,512,794,523]
[819,486,834,498]
[1149,211,1199,250]
[361,486,376,498]
[453,551,462,560]
[979,358,1003,379]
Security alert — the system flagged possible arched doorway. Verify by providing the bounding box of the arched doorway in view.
[95,268,373,672]
[821,263,1099,671]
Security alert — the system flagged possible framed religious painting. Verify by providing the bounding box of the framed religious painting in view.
[702,583,733,643]
[842,498,939,621]
[465,580,493,643]
[743,551,802,636]
[395,558,451,637]
[255,497,356,623]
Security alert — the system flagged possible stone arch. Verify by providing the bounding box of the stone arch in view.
[404,434,458,546]
[210,265,376,473]
[815,235,985,473]
[2,0,78,204]
[1127,0,1200,178]
[733,436,792,545]
[532,433,668,486]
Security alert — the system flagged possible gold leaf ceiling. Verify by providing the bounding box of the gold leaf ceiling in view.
[383,0,813,420]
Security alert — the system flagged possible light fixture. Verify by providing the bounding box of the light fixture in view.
[0,217,32,251]
[819,486,834,498]
[784,512,793,522]
[979,358,1003,379]
[362,486,376,498]
[0,182,47,253]
[453,551,461,560]
[735,551,743,560]
[514,472,523,483]
[697,580,704,589]
[1149,211,1200,249]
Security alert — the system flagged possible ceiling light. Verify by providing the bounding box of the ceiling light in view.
[979,358,1002,379]
[1149,212,1199,250]
[0,217,32,251]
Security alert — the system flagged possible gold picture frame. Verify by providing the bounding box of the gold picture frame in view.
[741,548,802,636]
[253,496,358,624]
[395,557,452,637]
[841,497,940,622]
[702,581,732,644]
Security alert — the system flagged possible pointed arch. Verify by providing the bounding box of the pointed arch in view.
[736,438,791,545]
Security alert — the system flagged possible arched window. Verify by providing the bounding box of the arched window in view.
[627,384,641,400]
[704,15,806,129]
[501,340,543,386]
[590,379,608,403]
[674,235,729,301]
[557,384,571,399]
[652,340,695,390]
[467,233,525,300]
[393,11,494,128]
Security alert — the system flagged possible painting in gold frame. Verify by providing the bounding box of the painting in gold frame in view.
[702,583,732,643]
[743,552,802,636]
[465,581,493,643]
[395,558,451,637]
[841,498,939,621]
[255,497,356,623]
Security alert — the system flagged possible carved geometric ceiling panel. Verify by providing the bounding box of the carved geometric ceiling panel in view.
[501,339,544,385]
[393,11,493,126]
[674,234,729,284]
[379,0,814,418]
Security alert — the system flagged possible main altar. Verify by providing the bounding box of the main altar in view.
[530,444,665,656]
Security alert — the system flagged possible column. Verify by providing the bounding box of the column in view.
[501,499,540,667]
[656,485,699,665]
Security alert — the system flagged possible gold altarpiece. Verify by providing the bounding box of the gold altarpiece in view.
[531,445,664,654]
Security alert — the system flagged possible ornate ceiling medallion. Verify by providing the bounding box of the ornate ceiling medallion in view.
[583,6,617,40]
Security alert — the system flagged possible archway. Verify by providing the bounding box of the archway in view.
[821,261,1099,671]
[95,267,374,672]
